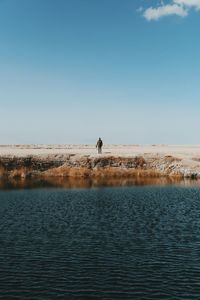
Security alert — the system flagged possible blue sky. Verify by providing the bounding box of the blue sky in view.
[0,0,200,144]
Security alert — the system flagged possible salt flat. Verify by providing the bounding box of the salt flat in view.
[0,144,200,160]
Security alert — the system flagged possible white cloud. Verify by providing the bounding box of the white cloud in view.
[143,4,188,21]
[174,0,200,10]
[142,0,200,21]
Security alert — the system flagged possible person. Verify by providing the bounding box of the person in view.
[96,137,103,154]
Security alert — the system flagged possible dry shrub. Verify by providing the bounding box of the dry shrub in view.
[134,169,161,177]
[10,167,32,178]
[134,156,146,168]
[43,165,162,179]
[92,167,125,178]
[164,155,182,163]
[0,166,5,177]
[68,167,90,178]
[192,157,200,162]
[43,166,70,177]
[43,166,91,178]
[92,167,161,179]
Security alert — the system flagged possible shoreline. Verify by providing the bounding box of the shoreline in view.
[1,145,200,180]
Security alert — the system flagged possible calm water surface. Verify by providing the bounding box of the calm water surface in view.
[1,186,200,299]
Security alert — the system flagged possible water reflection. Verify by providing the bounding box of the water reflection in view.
[0,176,200,190]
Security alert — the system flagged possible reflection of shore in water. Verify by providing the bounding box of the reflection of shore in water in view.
[1,176,200,190]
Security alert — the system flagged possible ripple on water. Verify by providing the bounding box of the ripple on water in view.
[1,187,200,299]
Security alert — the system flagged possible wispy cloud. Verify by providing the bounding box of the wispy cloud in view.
[143,4,187,21]
[174,0,200,10]
[136,6,144,13]
[142,0,200,21]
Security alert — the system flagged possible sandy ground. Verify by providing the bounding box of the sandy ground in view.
[1,144,200,160]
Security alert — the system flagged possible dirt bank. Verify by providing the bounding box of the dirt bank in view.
[1,150,200,179]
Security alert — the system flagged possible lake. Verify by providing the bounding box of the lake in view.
[0,185,200,299]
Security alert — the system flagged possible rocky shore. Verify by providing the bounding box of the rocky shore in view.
[1,151,200,180]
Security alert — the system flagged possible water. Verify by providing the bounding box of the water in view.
[1,186,200,299]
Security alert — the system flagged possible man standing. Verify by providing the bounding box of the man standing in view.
[96,138,103,154]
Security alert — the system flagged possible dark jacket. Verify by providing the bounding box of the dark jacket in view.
[96,139,103,148]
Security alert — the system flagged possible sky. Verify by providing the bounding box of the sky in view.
[1,0,200,144]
